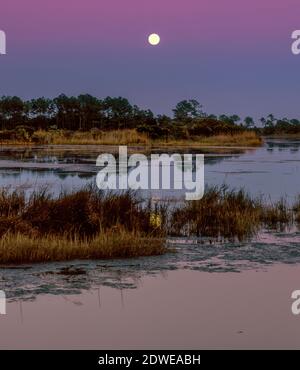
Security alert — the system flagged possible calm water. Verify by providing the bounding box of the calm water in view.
[0,139,300,349]
[1,266,300,349]
[0,138,299,200]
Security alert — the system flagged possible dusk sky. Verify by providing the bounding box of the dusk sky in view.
[1,0,300,119]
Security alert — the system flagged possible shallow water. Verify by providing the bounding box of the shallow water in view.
[1,230,300,301]
[1,266,300,349]
[0,138,299,200]
[0,139,300,348]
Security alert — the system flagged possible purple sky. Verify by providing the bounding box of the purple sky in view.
[1,0,300,119]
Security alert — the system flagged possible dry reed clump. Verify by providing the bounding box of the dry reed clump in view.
[170,187,300,241]
[260,198,293,230]
[293,196,300,225]
[0,228,166,264]
[0,187,167,263]
[0,187,165,239]
[170,186,262,241]
[0,189,25,216]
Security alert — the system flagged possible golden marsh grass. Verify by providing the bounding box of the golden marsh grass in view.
[1,129,262,147]
[0,229,166,264]
[0,186,299,263]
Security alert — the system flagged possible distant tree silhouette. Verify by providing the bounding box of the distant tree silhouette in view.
[0,94,299,137]
[173,99,204,121]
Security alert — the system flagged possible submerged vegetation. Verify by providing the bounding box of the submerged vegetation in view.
[0,186,300,264]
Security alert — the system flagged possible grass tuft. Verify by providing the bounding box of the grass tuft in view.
[171,186,262,241]
[0,229,166,264]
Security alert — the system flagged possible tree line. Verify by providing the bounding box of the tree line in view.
[0,95,299,137]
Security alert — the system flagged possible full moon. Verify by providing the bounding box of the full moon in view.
[148,33,160,46]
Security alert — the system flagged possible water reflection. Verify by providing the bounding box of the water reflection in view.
[0,139,300,302]
[1,229,300,301]
[0,139,299,201]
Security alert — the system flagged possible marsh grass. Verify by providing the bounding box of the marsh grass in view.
[170,187,300,241]
[51,129,150,145]
[1,129,262,147]
[0,187,166,239]
[170,186,262,241]
[171,187,300,241]
[293,196,300,225]
[0,185,299,263]
[260,198,293,230]
[191,132,262,147]
[153,132,262,147]
[0,229,166,264]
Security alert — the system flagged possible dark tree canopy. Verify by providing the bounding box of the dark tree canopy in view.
[0,94,299,137]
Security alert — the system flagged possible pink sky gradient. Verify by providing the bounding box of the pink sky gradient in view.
[1,1,298,50]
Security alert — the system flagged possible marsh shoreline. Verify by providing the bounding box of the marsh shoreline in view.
[0,185,299,264]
